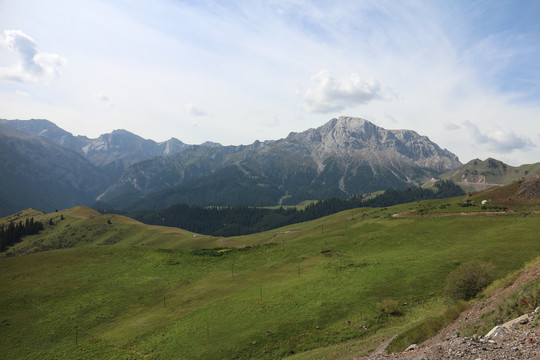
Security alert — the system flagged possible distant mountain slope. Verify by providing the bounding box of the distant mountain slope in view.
[98,117,462,210]
[439,158,540,192]
[0,123,109,216]
[0,118,189,180]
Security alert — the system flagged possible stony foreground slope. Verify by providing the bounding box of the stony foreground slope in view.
[361,258,540,360]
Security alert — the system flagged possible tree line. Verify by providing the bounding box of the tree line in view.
[0,218,44,252]
[129,180,464,237]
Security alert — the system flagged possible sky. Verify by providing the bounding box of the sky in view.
[1,0,539,166]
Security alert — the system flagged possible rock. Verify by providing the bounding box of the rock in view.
[485,325,514,343]
[501,314,529,329]
[405,344,417,351]
[485,325,501,339]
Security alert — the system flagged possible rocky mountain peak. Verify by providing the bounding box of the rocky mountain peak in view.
[319,116,383,146]
[282,116,460,173]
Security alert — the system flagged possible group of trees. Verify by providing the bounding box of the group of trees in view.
[131,180,464,237]
[0,218,44,252]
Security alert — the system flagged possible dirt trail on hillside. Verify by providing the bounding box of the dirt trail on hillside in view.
[357,261,540,359]
[392,211,509,218]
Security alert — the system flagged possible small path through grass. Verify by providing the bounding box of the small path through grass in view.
[392,211,510,218]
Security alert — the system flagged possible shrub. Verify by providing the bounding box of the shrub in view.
[445,261,496,301]
[376,299,401,315]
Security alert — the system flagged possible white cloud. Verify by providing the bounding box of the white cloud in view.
[185,103,209,117]
[0,29,66,82]
[463,121,535,153]
[298,70,392,113]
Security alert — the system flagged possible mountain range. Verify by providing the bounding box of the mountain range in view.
[0,119,189,181]
[96,116,461,210]
[1,116,536,216]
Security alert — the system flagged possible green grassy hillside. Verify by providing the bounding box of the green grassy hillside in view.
[1,185,539,359]
[0,206,218,256]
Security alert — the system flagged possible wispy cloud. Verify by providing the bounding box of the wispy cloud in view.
[0,29,66,82]
[263,113,279,127]
[463,121,535,153]
[299,70,392,113]
[95,92,113,109]
[185,103,209,117]
[444,122,460,131]
[15,90,29,97]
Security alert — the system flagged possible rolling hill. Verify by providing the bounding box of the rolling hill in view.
[1,180,539,359]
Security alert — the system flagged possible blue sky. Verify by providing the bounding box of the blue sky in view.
[1,0,539,165]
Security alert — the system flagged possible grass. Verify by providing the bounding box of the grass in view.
[1,193,540,359]
[386,301,468,353]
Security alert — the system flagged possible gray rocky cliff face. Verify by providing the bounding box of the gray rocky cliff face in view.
[281,116,460,173]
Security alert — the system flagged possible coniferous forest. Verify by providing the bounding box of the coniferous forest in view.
[0,218,44,252]
[129,180,464,236]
